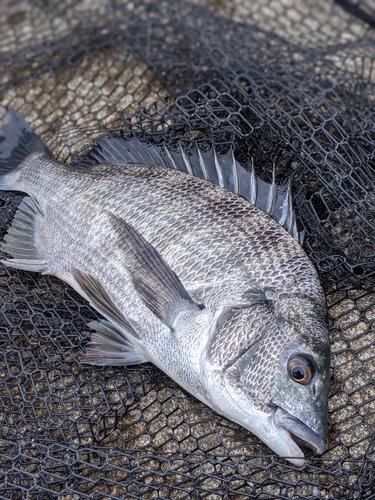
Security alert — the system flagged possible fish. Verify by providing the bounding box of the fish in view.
[0,109,330,466]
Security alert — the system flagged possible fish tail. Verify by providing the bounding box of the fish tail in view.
[0,109,51,190]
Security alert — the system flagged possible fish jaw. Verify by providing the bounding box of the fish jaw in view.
[201,365,323,466]
[273,407,326,455]
[227,395,304,465]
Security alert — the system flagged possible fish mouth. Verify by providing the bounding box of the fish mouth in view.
[274,406,326,456]
[219,373,326,466]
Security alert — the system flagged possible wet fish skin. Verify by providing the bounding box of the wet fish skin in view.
[0,110,330,466]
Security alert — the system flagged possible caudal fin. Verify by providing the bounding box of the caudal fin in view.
[0,109,51,177]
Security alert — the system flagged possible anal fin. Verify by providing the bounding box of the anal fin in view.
[81,320,147,366]
[1,197,49,273]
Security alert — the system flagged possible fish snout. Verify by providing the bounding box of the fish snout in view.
[274,406,326,455]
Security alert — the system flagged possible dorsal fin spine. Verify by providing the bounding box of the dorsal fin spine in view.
[180,146,194,175]
[197,147,208,180]
[213,148,224,188]
[230,148,240,195]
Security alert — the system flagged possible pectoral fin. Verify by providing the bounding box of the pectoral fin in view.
[108,212,202,328]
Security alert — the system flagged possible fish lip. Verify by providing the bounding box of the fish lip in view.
[274,406,326,455]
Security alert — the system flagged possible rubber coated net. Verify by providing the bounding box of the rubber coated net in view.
[0,0,374,498]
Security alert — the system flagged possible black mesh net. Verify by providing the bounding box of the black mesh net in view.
[0,0,375,498]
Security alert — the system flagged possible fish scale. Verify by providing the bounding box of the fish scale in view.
[0,109,330,466]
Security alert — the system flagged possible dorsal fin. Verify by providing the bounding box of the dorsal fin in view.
[74,138,303,244]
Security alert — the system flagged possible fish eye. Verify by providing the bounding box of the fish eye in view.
[287,354,315,384]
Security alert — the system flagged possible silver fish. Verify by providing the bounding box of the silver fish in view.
[0,110,330,466]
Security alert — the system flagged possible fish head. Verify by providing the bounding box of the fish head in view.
[204,301,330,466]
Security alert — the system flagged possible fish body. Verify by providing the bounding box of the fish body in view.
[0,110,330,466]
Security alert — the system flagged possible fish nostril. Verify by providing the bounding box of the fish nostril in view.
[313,379,322,397]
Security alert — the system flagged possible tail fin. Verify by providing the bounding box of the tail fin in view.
[0,109,51,176]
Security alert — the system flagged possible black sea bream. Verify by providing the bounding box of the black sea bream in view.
[0,110,330,466]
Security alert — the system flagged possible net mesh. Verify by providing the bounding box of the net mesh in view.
[0,0,374,498]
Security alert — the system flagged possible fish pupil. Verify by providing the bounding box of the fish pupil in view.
[292,366,305,380]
